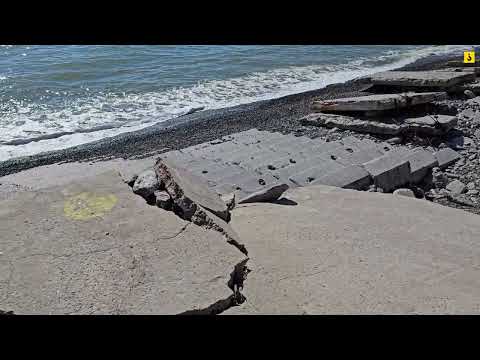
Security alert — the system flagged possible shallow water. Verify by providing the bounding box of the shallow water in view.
[0,45,473,160]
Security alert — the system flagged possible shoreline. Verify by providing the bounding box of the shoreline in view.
[0,52,462,177]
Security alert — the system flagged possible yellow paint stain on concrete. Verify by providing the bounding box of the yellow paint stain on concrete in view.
[64,192,118,220]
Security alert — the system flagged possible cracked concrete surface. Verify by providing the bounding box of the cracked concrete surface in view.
[227,185,480,314]
[0,169,246,314]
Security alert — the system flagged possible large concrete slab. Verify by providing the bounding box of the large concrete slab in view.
[228,185,480,314]
[0,171,245,314]
[369,71,475,88]
[311,92,446,112]
[289,160,346,186]
[403,149,439,183]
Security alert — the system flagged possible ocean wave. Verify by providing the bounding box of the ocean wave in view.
[0,45,473,161]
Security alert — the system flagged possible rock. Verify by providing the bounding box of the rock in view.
[468,154,477,161]
[432,167,449,189]
[387,137,403,145]
[155,158,230,222]
[465,89,476,99]
[183,106,205,116]
[154,190,172,210]
[403,115,457,136]
[446,180,467,195]
[238,184,289,204]
[393,188,415,198]
[468,190,479,195]
[132,169,161,202]
[221,192,236,210]
[467,182,476,191]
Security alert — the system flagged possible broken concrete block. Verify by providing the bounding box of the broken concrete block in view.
[238,183,289,204]
[393,188,415,198]
[155,158,230,222]
[301,113,403,135]
[312,92,446,113]
[362,151,411,192]
[154,190,172,210]
[403,115,457,136]
[404,149,439,184]
[369,71,475,88]
[446,180,467,195]
[434,148,462,169]
[132,169,161,202]
[311,165,372,190]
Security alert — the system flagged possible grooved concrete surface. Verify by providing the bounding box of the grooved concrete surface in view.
[227,185,480,314]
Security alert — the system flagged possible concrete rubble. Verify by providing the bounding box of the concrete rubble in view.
[368,71,476,89]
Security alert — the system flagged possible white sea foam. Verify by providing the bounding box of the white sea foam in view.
[0,45,473,161]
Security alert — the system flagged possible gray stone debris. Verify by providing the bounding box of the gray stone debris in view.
[154,190,172,210]
[155,158,231,222]
[238,183,289,204]
[446,180,467,195]
[393,188,415,198]
[467,182,476,191]
[132,169,161,201]
[312,92,446,113]
[432,167,449,189]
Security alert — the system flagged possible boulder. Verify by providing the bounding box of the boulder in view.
[132,169,161,202]
[465,89,476,99]
[393,188,415,198]
[446,180,467,195]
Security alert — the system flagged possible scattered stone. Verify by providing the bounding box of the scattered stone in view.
[446,193,476,207]
[393,188,415,198]
[154,190,172,210]
[132,169,161,202]
[468,154,477,161]
[221,192,236,210]
[446,180,467,195]
[464,89,476,99]
[155,158,230,222]
[467,182,476,191]
[238,183,289,204]
[468,190,479,195]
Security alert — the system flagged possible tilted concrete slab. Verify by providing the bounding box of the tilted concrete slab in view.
[311,92,446,112]
[228,185,480,314]
[434,148,462,169]
[403,149,439,184]
[0,171,246,314]
[310,165,371,190]
[362,150,411,191]
[369,71,475,88]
